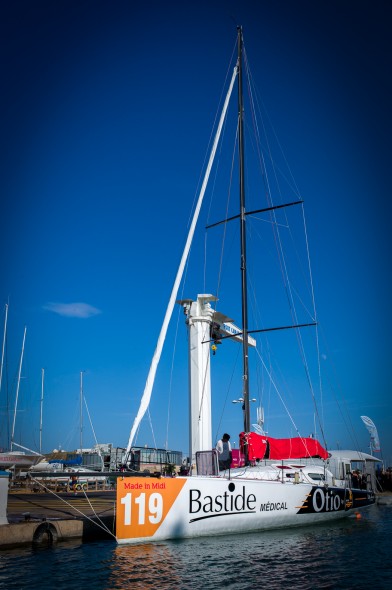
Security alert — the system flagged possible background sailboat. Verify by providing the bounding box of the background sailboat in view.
[0,314,42,469]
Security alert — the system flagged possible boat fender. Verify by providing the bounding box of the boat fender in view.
[32,522,58,546]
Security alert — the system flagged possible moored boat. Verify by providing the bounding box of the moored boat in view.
[0,451,42,470]
[0,313,42,471]
[116,27,375,545]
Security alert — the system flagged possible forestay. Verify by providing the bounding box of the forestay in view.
[125,64,239,455]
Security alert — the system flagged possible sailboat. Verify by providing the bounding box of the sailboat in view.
[0,313,42,469]
[116,28,375,544]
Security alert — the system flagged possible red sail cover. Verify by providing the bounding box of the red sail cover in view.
[240,432,329,461]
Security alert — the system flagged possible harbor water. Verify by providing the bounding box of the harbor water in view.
[0,504,391,589]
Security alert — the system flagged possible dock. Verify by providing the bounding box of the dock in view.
[1,469,118,548]
[0,518,84,549]
[1,470,159,549]
[2,489,116,548]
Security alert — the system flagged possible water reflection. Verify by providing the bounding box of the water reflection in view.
[0,506,390,590]
[107,543,184,589]
[106,514,379,590]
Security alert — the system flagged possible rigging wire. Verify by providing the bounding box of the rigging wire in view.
[254,346,301,435]
[245,52,334,448]
[214,344,241,445]
[164,300,181,451]
[147,407,157,450]
[164,249,193,451]
[242,39,327,447]
[300,204,326,441]
[203,100,231,294]
[133,65,236,449]
[29,475,116,539]
[254,346,321,461]
[317,321,364,453]
[212,124,239,307]
[83,395,104,467]
[188,38,238,238]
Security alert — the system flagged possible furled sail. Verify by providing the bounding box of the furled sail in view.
[125,65,238,456]
[361,415,381,452]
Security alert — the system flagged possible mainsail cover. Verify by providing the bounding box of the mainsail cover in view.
[240,432,329,461]
[361,415,381,452]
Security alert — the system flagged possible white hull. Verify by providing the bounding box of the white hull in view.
[116,474,374,544]
[118,29,376,547]
[0,452,42,469]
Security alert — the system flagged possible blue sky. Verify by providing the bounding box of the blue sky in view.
[1,1,391,465]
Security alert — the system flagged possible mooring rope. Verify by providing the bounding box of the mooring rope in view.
[27,475,116,539]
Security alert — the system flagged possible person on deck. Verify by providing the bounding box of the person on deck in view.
[216,433,232,471]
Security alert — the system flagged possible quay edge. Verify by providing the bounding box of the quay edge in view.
[1,471,85,548]
[0,519,84,549]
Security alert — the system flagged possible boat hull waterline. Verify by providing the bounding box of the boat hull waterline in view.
[116,476,375,544]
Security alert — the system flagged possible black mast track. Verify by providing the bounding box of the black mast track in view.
[206,200,303,230]
[237,27,250,438]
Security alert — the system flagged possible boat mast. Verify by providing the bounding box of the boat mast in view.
[10,326,26,449]
[80,371,84,454]
[39,368,44,454]
[0,304,8,445]
[0,303,8,399]
[237,27,251,435]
